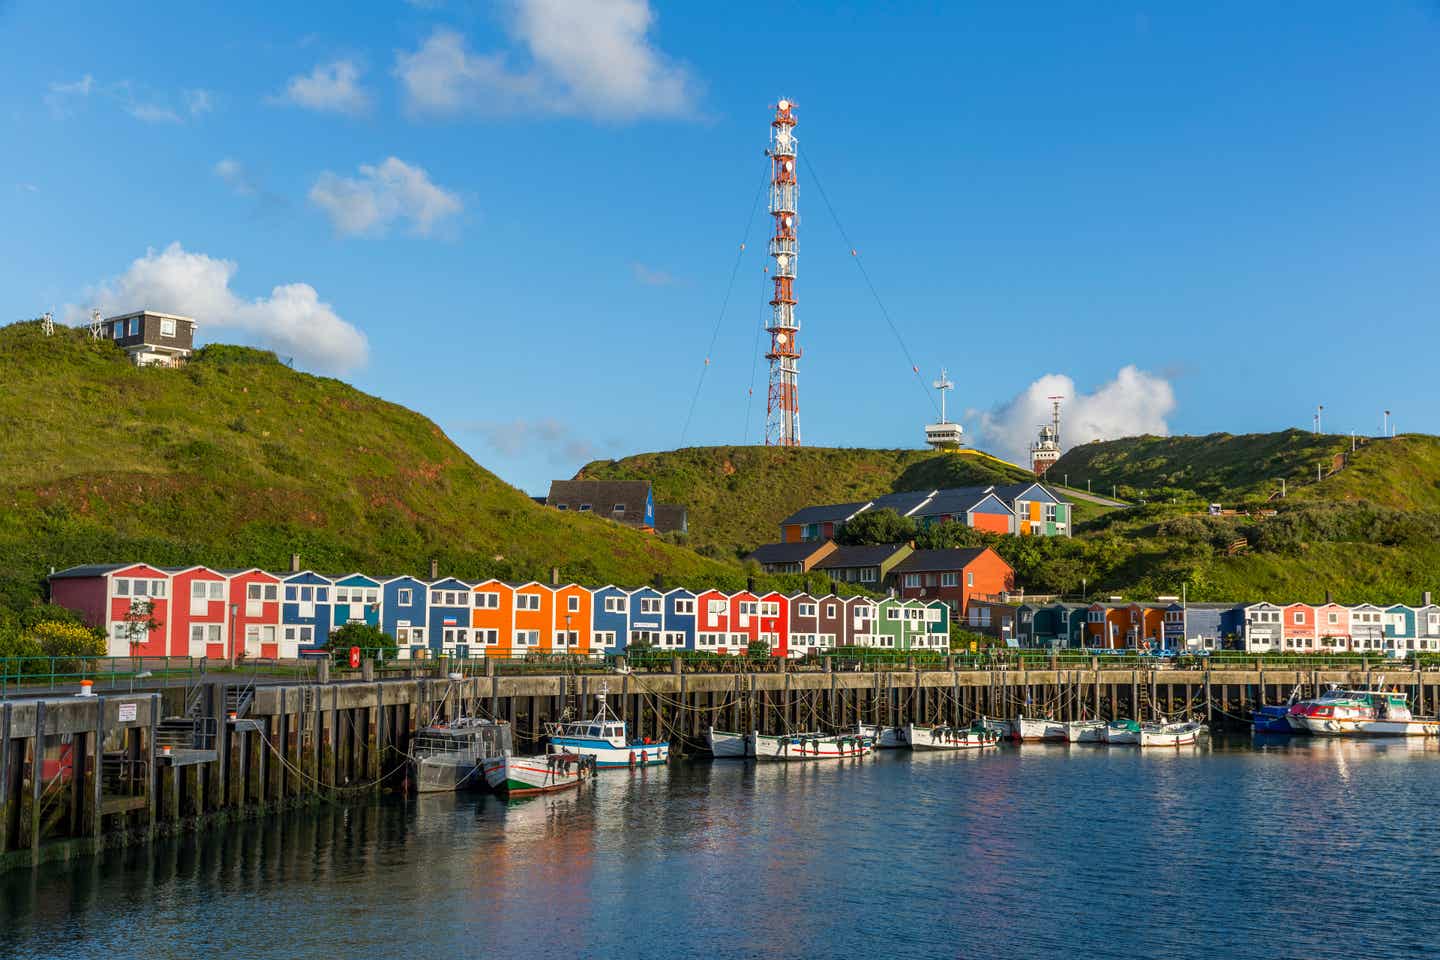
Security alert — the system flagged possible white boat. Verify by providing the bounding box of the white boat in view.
[1138,720,1203,747]
[1011,716,1067,742]
[857,724,910,749]
[1288,687,1439,737]
[412,718,512,793]
[482,751,594,797]
[753,731,874,761]
[708,727,754,759]
[545,685,669,768]
[979,718,1012,739]
[1063,719,1107,743]
[1103,719,1141,745]
[908,722,999,750]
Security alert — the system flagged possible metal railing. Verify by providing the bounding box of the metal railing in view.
[0,656,201,698]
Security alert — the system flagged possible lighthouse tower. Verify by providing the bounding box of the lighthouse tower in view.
[764,98,801,447]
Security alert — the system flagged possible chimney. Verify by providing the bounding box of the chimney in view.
[746,575,756,594]
[289,553,301,573]
[1325,589,1332,604]
[429,558,439,580]
[654,573,666,590]
[1425,591,1433,607]
[550,566,560,586]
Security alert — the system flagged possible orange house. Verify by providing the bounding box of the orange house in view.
[1283,603,1318,652]
[552,583,593,656]
[1085,602,1140,649]
[513,582,554,654]
[1138,605,1166,648]
[471,579,515,657]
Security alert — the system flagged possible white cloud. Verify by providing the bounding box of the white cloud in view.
[308,157,461,236]
[48,75,213,124]
[459,417,600,466]
[395,0,694,120]
[631,262,677,287]
[69,243,368,373]
[275,59,370,115]
[45,74,94,115]
[213,158,256,196]
[966,366,1176,464]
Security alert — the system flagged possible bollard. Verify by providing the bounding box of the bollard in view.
[317,659,330,684]
[361,659,374,682]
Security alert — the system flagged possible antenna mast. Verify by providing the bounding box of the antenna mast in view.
[89,308,103,340]
[764,98,801,447]
[924,368,964,448]
[39,311,54,336]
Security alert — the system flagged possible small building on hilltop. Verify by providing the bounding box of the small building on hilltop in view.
[545,479,687,534]
[101,310,197,367]
[813,543,914,587]
[777,482,1070,543]
[744,540,836,574]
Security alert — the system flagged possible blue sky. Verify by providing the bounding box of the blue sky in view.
[4,1,1440,493]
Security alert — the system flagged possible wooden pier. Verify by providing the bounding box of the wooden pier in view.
[2,659,1435,873]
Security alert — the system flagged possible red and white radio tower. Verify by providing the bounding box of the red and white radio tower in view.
[765,98,801,447]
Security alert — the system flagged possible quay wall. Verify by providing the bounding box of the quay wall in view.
[2,662,1434,873]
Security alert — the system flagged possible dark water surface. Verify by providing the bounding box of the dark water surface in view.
[4,737,1439,960]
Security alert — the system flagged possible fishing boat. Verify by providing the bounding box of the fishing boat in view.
[1011,717,1067,742]
[907,722,999,750]
[753,731,874,761]
[412,717,513,793]
[857,724,909,749]
[1063,719,1107,743]
[979,718,1013,739]
[1102,719,1141,745]
[482,751,594,798]
[1286,687,1439,737]
[545,685,669,768]
[1138,720,1204,747]
[1252,684,1303,734]
[707,728,754,759]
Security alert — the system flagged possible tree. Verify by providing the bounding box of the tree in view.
[328,622,396,662]
[914,522,994,550]
[836,509,916,546]
[746,640,771,662]
[29,620,105,674]
[121,600,162,667]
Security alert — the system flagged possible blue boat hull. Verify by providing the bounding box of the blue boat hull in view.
[1252,706,1295,734]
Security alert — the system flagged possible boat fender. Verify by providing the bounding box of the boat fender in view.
[629,751,636,768]
[640,750,648,765]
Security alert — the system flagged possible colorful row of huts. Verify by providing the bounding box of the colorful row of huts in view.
[48,563,951,661]
[979,596,1440,656]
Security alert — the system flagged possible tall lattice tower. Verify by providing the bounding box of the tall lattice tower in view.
[765,98,801,446]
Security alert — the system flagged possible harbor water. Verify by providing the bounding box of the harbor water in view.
[4,737,1438,960]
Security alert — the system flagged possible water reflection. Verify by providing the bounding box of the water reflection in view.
[4,740,1440,960]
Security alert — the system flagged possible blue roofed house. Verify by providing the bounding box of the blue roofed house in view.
[1382,604,1419,657]
[591,586,631,655]
[1162,602,1238,652]
[426,577,477,657]
[663,588,698,651]
[627,586,669,650]
[382,575,430,658]
[331,574,382,632]
[281,571,334,654]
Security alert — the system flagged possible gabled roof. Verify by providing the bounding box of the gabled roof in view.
[547,479,652,511]
[893,548,990,573]
[780,500,873,526]
[814,544,909,569]
[49,563,132,579]
[745,541,833,565]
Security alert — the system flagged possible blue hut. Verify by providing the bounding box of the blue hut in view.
[663,587,698,650]
[381,575,430,658]
[281,571,334,655]
[426,577,476,657]
[590,585,631,654]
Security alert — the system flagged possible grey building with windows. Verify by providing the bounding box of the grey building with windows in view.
[102,310,197,366]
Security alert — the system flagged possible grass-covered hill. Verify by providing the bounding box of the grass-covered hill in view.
[1050,430,1353,502]
[575,445,1038,559]
[0,321,750,613]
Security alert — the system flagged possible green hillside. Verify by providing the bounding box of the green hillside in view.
[0,321,752,612]
[575,446,1035,558]
[1051,430,1352,502]
[1292,434,1440,511]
